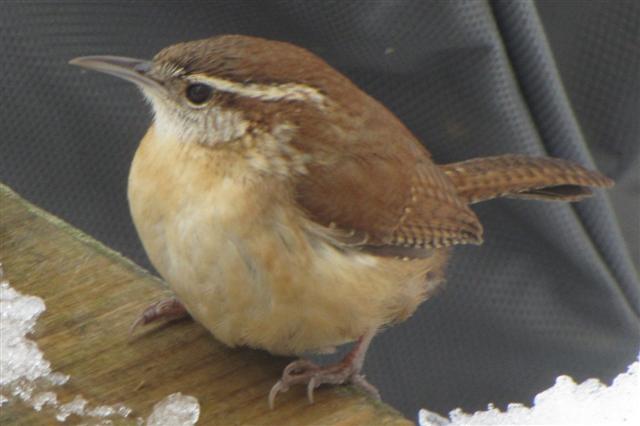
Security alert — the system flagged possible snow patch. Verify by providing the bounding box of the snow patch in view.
[146,393,200,426]
[420,355,640,425]
[0,265,200,424]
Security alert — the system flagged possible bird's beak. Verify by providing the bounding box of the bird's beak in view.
[69,55,165,94]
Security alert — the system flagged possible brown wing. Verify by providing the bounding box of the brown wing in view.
[294,134,483,258]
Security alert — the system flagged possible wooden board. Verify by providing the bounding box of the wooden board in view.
[0,183,411,425]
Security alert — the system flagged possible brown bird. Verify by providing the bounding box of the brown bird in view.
[69,35,613,408]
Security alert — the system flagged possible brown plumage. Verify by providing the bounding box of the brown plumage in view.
[70,34,614,408]
[441,154,614,204]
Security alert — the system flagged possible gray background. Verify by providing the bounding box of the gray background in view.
[1,0,638,419]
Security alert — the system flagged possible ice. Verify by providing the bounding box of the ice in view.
[47,372,71,386]
[0,266,133,423]
[31,391,58,411]
[11,380,35,401]
[420,354,640,425]
[56,395,88,422]
[0,267,200,424]
[0,280,50,386]
[87,403,133,418]
[146,393,200,426]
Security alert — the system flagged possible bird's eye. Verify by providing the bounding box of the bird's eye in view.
[185,83,213,105]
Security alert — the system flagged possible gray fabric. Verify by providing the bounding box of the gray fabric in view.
[1,0,638,418]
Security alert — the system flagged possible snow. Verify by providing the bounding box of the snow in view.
[0,276,57,387]
[55,395,88,422]
[0,265,200,424]
[146,393,201,426]
[420,355,640,426]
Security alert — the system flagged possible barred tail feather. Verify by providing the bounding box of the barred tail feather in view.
[440,155,614,204]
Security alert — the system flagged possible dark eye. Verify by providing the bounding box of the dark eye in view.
[186,83,213,105]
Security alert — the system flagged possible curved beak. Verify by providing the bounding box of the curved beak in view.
[69,55,165,94]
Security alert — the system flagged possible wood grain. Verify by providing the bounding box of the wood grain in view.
[0,183,411,425]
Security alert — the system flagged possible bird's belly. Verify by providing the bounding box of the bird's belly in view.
[127,130,446,355]
[130,190,445,355]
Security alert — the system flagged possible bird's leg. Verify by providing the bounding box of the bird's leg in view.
[268,329,379,409]
[130,297,190,335]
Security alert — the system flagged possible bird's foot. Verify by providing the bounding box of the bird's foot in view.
[268,357,380,409]
[129,297,189,335]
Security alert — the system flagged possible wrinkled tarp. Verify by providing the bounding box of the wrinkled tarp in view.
[1,0,638,417]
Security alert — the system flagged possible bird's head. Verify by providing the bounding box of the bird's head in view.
[70,35,342,147]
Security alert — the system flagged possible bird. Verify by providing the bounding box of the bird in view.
[69,35,613,409]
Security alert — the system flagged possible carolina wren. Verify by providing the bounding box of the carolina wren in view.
[70,35,613,408]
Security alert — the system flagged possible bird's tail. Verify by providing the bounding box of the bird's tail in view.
[440,154,614,204]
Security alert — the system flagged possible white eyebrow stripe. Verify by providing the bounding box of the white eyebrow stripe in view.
[188,74,326,107]
[157,62,185,77]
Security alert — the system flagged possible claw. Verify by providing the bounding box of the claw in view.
[307,376,317,404]
[283,359,318,379]
[269,359,319,409]
[129,297,189,336]
[269,380,288,410]
[267,330,379,409]
[129,311,152,336]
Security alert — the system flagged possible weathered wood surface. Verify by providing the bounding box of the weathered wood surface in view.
[0,183,411,425]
